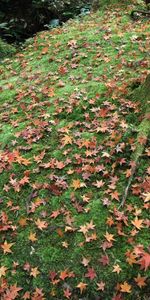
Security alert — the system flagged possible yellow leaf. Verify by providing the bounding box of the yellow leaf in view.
[0,266,8,277]
[28,232,37,242]
[30,267,40,278]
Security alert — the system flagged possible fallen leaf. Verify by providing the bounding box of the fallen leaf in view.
[112,264,122,274]
[28,232,37,242]
[1,240,14,254]
[85,267,96,280]
[120,281,132,293]
[0,266,8,277]
[35,218,48,230]
[131,217,144,230]
[137,251,150,271]
[76,282,87,294]
[64,288,72,299]
[97,281,105,291]
[30,267,40,277]
[134,273,147,288]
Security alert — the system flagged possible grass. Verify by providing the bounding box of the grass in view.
[0,1,150,299]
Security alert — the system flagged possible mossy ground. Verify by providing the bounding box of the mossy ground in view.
[0,38,16,60]
[0,1,150,299]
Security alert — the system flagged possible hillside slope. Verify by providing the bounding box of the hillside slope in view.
[0,2,150,299]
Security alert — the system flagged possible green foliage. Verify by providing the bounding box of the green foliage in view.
[0,0,91,42]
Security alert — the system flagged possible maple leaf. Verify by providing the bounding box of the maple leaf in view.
[112,294,123,300]
[50,210,60,219]
[120,282,132,293]
[99,254,110,266]
[64,288,72,299]
[1,240,14,254]
[131,217,144,230]
[126,252,137,265]
[134,273,147,288]
[112,264,122,274]
[110,190,120,201]
[48,87,55,97]
[85,267,96,280]
[76,282,87,294]
[137,251,150,271]
[78,224,88,235]
[143,192,150,202]
[28,232,37,242]
[71,179,81,190]
[59,269,68,280]
[86,220,95,230]
[22,291,31,299]
[104,231,115,243]
[55,160,65,169]
[4,284,22,299]
[0,266,8,277]
[18,217,28,227]
[30,267,40,277]
[81,257,90,267]
[97,281,105,291]
[19,176,29,186]
[62,241,69,248]
[106,216,114,227]
[61,135,73,146]
[35,218,48,230]
[92,180,105,188]
[41,46,49,54]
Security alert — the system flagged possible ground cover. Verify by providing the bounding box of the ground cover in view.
[0,1,150,299]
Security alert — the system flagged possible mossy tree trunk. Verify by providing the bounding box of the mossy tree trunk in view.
[120,74,150,208]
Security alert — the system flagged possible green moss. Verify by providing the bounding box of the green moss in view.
[0,38,16,60]
[0,3,150,299]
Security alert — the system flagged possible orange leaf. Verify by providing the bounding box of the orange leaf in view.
[35,218,48,230]
[42,47,49,54]
[1,240,14,254]
[61,135,73,146]
[71,179,86,190]
[131,217,143,230]
[76,282,87,294]
[134,274,147,288]
[104,231,115,242]
[59,269,68,280]
[71,179,81,190]
[18,218,28,227]
[120,281,132,293]
[28,232,37,242]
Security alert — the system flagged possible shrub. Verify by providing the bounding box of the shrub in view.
[0,37,16,59]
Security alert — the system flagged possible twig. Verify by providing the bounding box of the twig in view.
[119,163,137,209]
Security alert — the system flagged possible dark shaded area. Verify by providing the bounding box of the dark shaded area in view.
[0,0,92,43]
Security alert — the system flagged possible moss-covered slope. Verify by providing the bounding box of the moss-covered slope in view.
[0,1,150,299]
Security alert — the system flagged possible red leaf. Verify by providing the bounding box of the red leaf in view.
[137,251,150,271]
[85,267,96,280]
